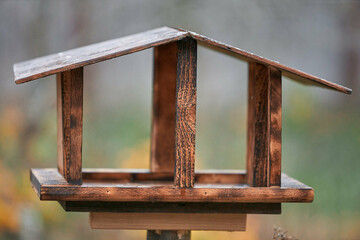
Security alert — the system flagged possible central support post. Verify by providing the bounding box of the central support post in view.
[149,37,197,239]
[174,37,197,188]
[151,42,178,173]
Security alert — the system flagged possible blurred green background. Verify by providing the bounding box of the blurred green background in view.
[0,1,359,239]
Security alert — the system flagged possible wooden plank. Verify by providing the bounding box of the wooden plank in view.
[246,62,255,185]
[150,42,178,173]
[31,169,314,203]
[60,201,281,214]
[174,37,197,188]
[82,169,246,184]
[151,47,189,240]
[188,30,351,94]
[14,27,351,94]
[56,77,64,176]
[247,64,282,187]
[269,67,282,186]
[56,68,83,185]
[252,63,270,187]
[151,43,190,240]
[90,212,246,231]
[147,230,190,240]
[14,27,189,84]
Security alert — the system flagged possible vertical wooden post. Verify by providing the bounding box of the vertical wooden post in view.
[174,37,197,188]
[246,63,281,187]
[149,41,193,239]
[269,67,282,186]
[147,230,191,240]
[246,63,255,186]
[57,67,83,185]
[150,42,178,173]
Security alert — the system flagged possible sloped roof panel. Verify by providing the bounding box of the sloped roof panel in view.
[13,27,351,94]
[14,27,188,84]
[188,31,351,94]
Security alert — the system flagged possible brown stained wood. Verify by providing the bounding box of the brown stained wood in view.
[57,77,64,175]
[82,169,246,184]
[30,169,314,203]
[187,30,352,94]
[150,42,178,173]
[174,37,197,188]
[247,64,282,187]
[56,68,83,185]
[147,230,190,240]
[60,201,281,214]
[14,27,351,94]
[246,62,255,185]
[269,67,282,186]
[194,169,245,184]
[14,27,189,84]
[252,63,270,187]
[90,212,246,231]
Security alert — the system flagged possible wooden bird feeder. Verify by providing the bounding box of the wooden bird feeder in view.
[14,27,351,233]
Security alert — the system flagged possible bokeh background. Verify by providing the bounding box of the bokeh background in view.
[0,1,359,239]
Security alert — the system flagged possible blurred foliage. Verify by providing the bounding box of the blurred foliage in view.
[0,93,359,239]
[1,1,359,240]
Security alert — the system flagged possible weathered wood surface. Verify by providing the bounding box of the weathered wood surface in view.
[60,201,281,214]
[269,66,282,186]
[174,37,197,188]
[150,42,191,240]
[90,212,246,231]
[252,63,270,187]
[31,168,314,202]
[14,27,351,94]
[187,30,352,94]
[150,42,178,173]
[82,169,246,184]
[14,27,188,84]
[247,63,281,187]
[246,63,255,186]
[56,68,83,185]
[147,230,190,240]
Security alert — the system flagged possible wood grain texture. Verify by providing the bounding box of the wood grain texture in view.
[246,63,255,185]
[81,169,246,184]
[90,212,246,231]
[150,44,183,240]
[252,63,270,187]
[14,27,188,84]
[186,30,351,94]
[174,37,197,188]
[60,201,281,214]
[14,27,351,94]
[30,168,314,203]
[150,42,178,173]
[147,230,190,240]
[269,67,282,186]
[56,68,83,185]
[247,64,282,187]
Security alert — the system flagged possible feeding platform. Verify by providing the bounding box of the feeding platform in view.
[14,27,351,232]
[31,169,313,204]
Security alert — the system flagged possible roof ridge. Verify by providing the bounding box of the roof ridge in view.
[13,26,352,94]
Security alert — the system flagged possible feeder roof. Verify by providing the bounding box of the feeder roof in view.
[13,26,351,94]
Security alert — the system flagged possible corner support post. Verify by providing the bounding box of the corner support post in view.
[246,63,282,187]
[57,67,83,185]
